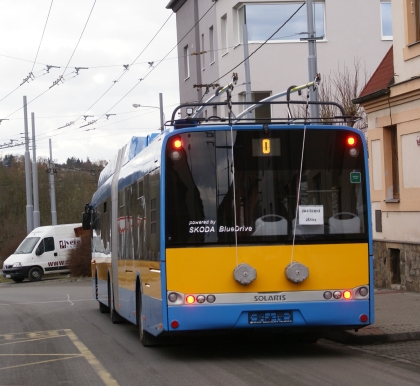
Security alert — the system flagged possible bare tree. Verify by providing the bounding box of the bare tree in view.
[292,60,369,136]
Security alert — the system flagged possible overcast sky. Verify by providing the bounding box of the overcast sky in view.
[0,0,179,164]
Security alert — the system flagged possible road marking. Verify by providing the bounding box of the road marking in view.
[0,299,94,306]
[67,294,75,305]
[65,329,119,386]
[0,329,120,386]
[0,355,83,371]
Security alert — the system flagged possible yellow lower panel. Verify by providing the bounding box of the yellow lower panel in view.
[117,260,161,299]
[166,244,369,293]
[92,259,161,300]
[92,260,111,281]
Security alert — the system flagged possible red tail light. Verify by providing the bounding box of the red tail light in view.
[172,137,182,149]
[347,136,356,146]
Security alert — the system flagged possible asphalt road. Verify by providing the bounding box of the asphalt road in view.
[0,279,419,386]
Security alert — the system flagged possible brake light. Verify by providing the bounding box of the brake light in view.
[186,295,195,304]
[173,137,182,149]
[347,136,356,146]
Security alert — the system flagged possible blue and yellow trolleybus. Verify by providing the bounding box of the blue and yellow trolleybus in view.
[86,82,373,346]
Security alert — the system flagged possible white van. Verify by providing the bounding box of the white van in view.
[2,224,82,282]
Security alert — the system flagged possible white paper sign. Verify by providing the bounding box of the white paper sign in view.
[298,206,324,225]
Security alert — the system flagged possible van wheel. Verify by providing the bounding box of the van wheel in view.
[12,278,24,283]
[28,267,43,282]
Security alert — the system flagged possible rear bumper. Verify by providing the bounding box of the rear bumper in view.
[166,300,371,332]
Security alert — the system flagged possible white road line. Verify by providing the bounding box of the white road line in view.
[0,299,94,306]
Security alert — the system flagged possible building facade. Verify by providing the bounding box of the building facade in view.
[166,0,392,119]
[354,0,420,292]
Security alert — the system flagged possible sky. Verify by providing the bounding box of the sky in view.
[0,0,179,164]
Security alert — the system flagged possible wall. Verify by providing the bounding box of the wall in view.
[374,241,420,292]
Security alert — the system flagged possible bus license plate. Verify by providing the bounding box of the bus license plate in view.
[5,275,11,278]
[248,311,293,324]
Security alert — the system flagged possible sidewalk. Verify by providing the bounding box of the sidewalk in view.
[325,289,420,345]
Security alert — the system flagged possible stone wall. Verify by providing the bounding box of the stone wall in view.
[373,241,420,292]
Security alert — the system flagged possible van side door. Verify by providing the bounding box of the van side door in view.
[37,237,58,272]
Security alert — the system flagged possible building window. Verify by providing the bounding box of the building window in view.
[381,1,393,40]
[209,26,215,63]
[416,0,420,41]
[406,0,420,44]
[184,45,190,80]
[375,210,382,232]
[253,92,271,121]
[213,105,217,118]
[238,2,325,42]
[391,126,399,199]
[385,125,399,200]
[221,14,228,54]
[201,33,205,70]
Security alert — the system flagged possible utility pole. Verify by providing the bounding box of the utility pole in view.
[306,0,320,119]
[31,113,40,228]
[242,24,254,120]
[48,139,57,225]
[23,96,34,234]
[159,92,164,131]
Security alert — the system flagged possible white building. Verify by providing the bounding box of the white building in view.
[354,0,420,292]
[166,0,392,119]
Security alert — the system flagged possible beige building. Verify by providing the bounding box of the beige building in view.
[166,0,392,118]
[354,0,420,292]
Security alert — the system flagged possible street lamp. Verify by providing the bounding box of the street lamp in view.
[132,104,159,109]
[132,92,164,131]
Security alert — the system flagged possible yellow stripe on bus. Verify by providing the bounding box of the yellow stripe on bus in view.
[93,260,161,299]
[166,244,369,293]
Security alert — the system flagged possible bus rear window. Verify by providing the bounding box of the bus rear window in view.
[165,129,368,246]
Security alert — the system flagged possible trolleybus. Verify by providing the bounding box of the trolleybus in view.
[86,83,373,346]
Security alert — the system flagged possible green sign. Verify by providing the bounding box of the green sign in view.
[350,171,361,183]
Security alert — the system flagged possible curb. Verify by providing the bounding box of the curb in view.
[325,330,420,345]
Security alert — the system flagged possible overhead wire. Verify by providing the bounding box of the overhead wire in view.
[0,1,97,120]
[211,2,306,85]
[49,11,174,138]
[31,0,54,73]
[2,1,217,157]
[61,0,96,77]
[0,1,54,106]
[92,0,218,125]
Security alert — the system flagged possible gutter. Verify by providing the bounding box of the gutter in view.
[166,0,187,12]
[352,89,390,104]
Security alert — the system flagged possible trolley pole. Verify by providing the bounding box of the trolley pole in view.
[31,113,40,228]
[23,96,34,234]
[306,0,320,119]
[159,92,164,131]
[48,139,57,225]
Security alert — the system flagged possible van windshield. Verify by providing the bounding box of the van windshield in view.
[14,237,40,254]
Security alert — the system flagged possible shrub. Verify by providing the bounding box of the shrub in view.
[67,232,91,277]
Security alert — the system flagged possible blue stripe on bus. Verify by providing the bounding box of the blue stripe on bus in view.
[166,301,371,331]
